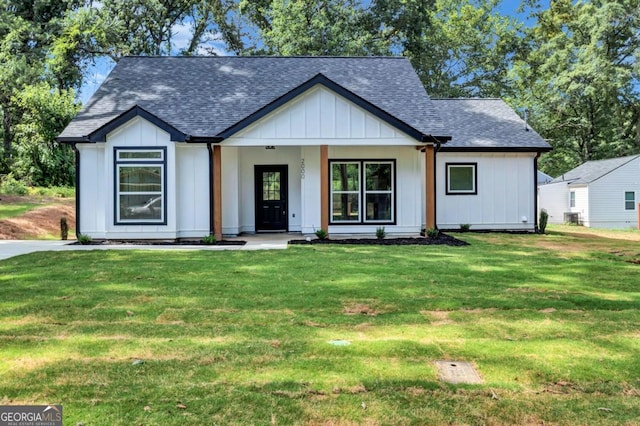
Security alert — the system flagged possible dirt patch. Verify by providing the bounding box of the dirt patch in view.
[0,200,75,240]
[343,303,381,316]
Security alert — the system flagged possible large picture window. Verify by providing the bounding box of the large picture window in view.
[331,160,394,224]
[446,163,477,195]
[115,148,166,224]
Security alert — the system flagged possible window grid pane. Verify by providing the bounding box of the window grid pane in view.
[449,166,474,192]
[364,162,393,222]
[625,191,635,210]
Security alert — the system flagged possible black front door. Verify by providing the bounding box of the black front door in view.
[255,165,288,231]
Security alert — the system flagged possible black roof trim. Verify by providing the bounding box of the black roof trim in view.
[439,146,552,153]
[88,105,188,142]
[218,73,447,143]
[57,136,90,143]
[185,136,224,143]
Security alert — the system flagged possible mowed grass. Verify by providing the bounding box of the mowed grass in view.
[0,202,39,219]
[0,230,639,425]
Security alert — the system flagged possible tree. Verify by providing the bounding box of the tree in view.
[12,83,80,186]
[371,0,520,97]
[240,0,389,56]
[510,0,640,176]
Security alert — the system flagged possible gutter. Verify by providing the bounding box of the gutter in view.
[534,152,540,233]
[72,143,81,239]
[207,143,215,236]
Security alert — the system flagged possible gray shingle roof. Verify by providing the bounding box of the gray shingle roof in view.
[59,56,447,142]
[550,155,640,185]
[432,98,551,151]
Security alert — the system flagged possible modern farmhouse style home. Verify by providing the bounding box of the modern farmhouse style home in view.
[58,56,551,240]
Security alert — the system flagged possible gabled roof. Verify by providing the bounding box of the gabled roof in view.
[431,98,551,151]
[59,56,449,143]
[550,154,640,185]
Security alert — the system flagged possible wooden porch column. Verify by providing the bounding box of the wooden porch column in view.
[320,145,329,232]
[425,145,436,230]
[213,145,223,241]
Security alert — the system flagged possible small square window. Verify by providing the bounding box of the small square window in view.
[625,191,635,210]
[446,163,477,195]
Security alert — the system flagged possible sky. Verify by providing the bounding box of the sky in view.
[77,1,548,104]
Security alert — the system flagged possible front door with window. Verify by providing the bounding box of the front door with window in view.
[255,165,288,231]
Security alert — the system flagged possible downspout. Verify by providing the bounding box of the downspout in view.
[534,152,540,233]
[434,142,441,229]
[207,143,215,236]
[72,143,80,239]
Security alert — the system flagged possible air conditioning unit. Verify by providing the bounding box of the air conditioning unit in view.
[564,212,580,225]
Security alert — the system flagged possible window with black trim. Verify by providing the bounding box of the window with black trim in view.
[625,191,635,210]
[115,148,166,224]
[446,163,477,195]
[330,160,394,224]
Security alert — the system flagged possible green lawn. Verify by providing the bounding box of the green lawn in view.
[0,231,639,425]
[0,202,39,219]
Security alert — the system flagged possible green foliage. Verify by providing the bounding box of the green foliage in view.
[538,209,549,234]
[77,234,92,245]
[315,228,328,240]
[0,173,28,195]
[509,0,640,176]
[426,227,439,239]
[375,226,386,240]
[27,186,75,198]
[11,83,80,186]
[60,216,69,240]
[459,223,471,232]
[201,234,217,245]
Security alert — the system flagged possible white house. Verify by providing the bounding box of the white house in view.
[539,155,640,229]
[58,56,551,240]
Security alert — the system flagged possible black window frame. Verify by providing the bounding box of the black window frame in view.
[329,159,396,225]
[114,146,167,226]
[624,191,636,211]
[445,162,478,195]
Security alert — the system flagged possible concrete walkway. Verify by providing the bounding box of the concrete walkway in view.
[0,234,294,261]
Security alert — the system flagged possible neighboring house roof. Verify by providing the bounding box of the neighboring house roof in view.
[550,154,640,185]
[59,56,449,143]
[537,170,554,184]
[432,98,551,151]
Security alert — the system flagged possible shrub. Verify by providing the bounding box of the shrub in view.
[460,224,471,232]
[376,226,386,240]
[60,217,69,240]
[78,234,92,245]
[426,227,439,239]
[539,209,549,234]
[0,174,28,195]
[28,186,75,198]
[315,228,328,240]
[201,234,217,245]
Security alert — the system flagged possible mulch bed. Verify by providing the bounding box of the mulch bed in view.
[289,233,468,246]
[70,240,246,246]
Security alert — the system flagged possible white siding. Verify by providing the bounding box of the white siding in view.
[230,146,302,234]
[538,181,570,224]
[324,146,422,235]
[176,144,210,238]
[226,86,418,147]
[569,185,589,226]
[102,117,177,239]
[435,153,537,231]
[587,156,640,228]
[77,144,106,237]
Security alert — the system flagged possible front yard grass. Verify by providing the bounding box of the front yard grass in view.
[0,230,638,425]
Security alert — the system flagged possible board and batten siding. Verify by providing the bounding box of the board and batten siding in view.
[586,156,640,228]
[78,116,209,239]
[225,86,419,146]
[434,153,537,230]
